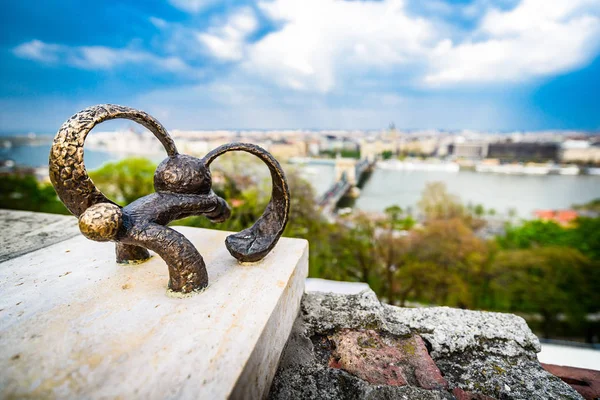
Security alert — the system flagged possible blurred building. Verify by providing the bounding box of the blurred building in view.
[533,210,578,226]
[398,138,438,156]
[306,140,321,157]
[487,142,559,162]
[85,129,166,155]
[267,140,307,160]
[359,139,397,162]
[179,139,210,156]
[560,140,600,164]
[448,142,489,159]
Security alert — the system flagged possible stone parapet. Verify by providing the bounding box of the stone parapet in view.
[269,290,584,400]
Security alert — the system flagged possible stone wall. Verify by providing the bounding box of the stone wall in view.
[269,290,584,400]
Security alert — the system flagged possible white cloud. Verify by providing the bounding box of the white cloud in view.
[13,40,61,63]
[460,0,519,20]
[424,0,600,85]
[15,0,600,101]
[168,0,215,13]
[13,40,191,73]
[199,0,598,91]
[242,0,435,92]
[128,0,600,129]
[149,16,168,29]
[197,7,258,61]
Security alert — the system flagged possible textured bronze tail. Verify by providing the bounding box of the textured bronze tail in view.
[49,104,289,294]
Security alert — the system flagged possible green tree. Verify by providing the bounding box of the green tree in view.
[381,150,393,160]
[384,205,403,220]
[568,217,600,261]
[0,174,69,214]
[473,204,485,217]
[319,149,361,159]
[418,182,465,221]
[405,218,490,308]
[89,158,156,205]
[331,214,378,287]
[492,247,592,338]
[417,181,485,230]
[499,216,600,262]
[383,204,415,230]
[497,220,570,249]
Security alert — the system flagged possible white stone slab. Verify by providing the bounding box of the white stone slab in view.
[0,226,308,399]
[538,343,600,370]
[305,277,370,294]
[0,209,78,262]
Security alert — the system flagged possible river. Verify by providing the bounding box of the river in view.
[355,168,600,217]
[4,144,600,218]
[1,144,165,170]
[296,163,600,218]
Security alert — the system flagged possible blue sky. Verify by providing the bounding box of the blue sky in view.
[1,0,599,133]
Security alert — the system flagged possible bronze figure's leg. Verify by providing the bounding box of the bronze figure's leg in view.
[116,243,151,264]
[126,223,209,293]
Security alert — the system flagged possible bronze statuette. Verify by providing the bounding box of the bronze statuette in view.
[49,104,289,294]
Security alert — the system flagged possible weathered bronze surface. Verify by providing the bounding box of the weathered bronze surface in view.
[49,104,290,294]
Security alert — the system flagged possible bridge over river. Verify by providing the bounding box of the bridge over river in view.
[316,157,375,215]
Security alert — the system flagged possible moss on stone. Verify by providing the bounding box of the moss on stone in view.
[493,365,506,375]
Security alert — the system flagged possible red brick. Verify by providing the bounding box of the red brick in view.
[328,329,448,390]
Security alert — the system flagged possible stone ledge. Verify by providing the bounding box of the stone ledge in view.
[269,290,583,400]
[0,209,78,262]
[0,226,308,399]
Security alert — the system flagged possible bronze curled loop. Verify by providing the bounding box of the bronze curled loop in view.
[203,143,290,262]
[49,104,289,294]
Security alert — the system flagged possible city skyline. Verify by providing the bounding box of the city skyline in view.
[1,0,600,133]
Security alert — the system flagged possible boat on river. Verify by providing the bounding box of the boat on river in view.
[475,163,552,175]
[377,160,460,172]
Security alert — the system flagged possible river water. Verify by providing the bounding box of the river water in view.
[4,144,600,218]
[295,163,600,218]
[356,168,600,217]
[1,144,137,171]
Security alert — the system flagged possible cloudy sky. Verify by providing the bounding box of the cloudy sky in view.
[1,0,599,132]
